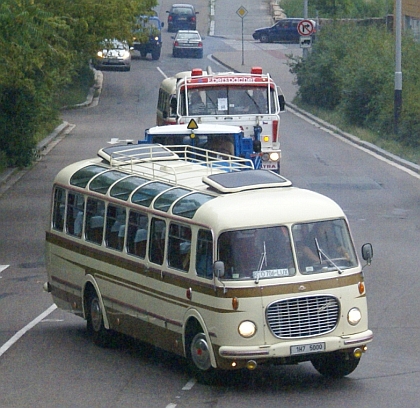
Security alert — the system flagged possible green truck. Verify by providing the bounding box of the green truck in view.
[132,15,163,60]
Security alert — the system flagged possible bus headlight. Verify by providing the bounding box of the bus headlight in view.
[269,152,280,162]
[347,308,362,325]
[238,321,256,338]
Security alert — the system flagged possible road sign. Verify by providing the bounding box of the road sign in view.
[236,6,248,18]
[297,19,314,36]
[300,36,312,48]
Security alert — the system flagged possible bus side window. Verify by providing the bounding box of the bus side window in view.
[126,211,148,258]
[149,218,166,265]
[105,205,126,251]
[52,187,66,231]
[66,192,85,237]
[196,229,213,278]
[85,198,105,244]
[168,223,191,272]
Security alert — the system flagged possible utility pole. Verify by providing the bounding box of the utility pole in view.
[303,0,308,59]
[394,0,402,135]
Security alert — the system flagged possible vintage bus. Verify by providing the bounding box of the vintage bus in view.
[45,144,374,382]
[141,120,278,170]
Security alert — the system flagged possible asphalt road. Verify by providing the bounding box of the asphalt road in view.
[1,0,420,407]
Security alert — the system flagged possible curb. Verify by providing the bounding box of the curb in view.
[287,102,420,175]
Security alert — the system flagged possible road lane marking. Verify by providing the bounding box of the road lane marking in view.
[0,265,9,274]
[157,66,167,79]
[0,304,57,357]
[182,378,196,390]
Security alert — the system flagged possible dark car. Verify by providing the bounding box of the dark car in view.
[166,3,198,32]
[132,15,164,60]
[172,30,203,58]
[252,18,316,43]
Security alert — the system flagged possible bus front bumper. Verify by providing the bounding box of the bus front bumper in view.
[218,330,373,361]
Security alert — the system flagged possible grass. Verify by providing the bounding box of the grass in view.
[55,65,95,108]
[295,100,420,166]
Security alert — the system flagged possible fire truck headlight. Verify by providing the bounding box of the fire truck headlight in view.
[269,152,280,162]
[238,321,256,338]
[347,308,362,325]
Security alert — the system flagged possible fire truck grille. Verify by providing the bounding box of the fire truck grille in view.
[266,295,340,338]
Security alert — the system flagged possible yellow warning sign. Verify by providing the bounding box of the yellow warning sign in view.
[187,118,199,130]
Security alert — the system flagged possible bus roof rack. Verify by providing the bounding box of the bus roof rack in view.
[97,144,255,186]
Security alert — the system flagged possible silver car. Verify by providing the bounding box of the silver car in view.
[94,39,131,71]
[172,30,203,58]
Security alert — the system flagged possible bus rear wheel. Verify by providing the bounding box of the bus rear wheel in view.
[86,291,114,347]
[311,351,360,378]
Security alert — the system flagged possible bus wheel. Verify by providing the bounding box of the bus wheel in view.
[187,332,217,384]
[311,351,360,378]
[86,291,114,347]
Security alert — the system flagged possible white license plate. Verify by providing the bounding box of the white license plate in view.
[290,342,325,355]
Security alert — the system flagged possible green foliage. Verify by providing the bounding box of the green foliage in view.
[289,22,420,148]
[0,0,157,168]
[280,0,393,18]
[0,85,38,167]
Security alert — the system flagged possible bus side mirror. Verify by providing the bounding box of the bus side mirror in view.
[361,243,373,265]
[213,261,225,278]
[279,95,286,111]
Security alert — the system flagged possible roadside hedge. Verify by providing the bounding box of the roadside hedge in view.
[289,22,420,147]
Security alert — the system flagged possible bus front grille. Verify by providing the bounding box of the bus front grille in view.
[266,295,340,338]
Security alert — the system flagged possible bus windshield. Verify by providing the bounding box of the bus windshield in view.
[218,226,295,280]
[292,219,358,274]
[180,86,276,116]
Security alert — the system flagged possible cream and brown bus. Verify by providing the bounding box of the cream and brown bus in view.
[45,144,373,382]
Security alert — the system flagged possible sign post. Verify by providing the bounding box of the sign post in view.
[297,19,314,58]
[236,6,248,65]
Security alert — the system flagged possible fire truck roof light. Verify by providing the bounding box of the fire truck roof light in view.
[191,68,203,76]
[251,67,263,75]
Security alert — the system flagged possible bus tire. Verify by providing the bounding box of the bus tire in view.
[86,291,114,347]
[186,329,217,384]
[311,351,360,378]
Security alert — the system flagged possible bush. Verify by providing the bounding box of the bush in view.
[0,85,39,167]
[289,22,420,148]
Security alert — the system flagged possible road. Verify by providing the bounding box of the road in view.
[1,0,420,406]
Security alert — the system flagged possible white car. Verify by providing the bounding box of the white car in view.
[94,39,131,71]
[172,30,203,58]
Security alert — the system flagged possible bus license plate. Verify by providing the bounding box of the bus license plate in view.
[290,342,325,355]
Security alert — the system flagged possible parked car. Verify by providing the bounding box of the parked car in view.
[252,18,317,43]
[166,3,198,32]
[132,15,163,60]
[93,39,131,71]
[172,30,203,58]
